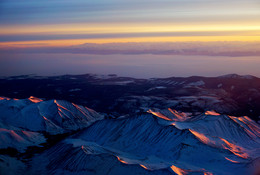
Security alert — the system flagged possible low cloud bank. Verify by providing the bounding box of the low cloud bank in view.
[1,42,260,57]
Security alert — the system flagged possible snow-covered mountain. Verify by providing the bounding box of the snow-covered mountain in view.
[0,97,104,155]
[0,96,104,134]
[30,109,260,175]
[0,96,259,175]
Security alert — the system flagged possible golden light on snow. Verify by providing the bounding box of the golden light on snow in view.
[220,138,249,159]
[116,156,128,164]
[170,165,188,175]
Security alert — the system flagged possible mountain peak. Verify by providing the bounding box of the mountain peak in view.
[218,74,256,79]
[0,97,104,134]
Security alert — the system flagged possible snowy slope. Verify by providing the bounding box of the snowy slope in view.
[0,128,46,153]
[0,97,259,175]
[149,109,260,159]
[31,112,260,175]
[0,96,104,159]
[0,96,104,134]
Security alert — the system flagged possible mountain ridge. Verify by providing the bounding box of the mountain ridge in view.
[0,97,259,175]
[1,73,260,122]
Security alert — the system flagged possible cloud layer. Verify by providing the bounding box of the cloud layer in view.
[1,42,260,57]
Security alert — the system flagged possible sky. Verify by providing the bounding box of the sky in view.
[0,0,260,77]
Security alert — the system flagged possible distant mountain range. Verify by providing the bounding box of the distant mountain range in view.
[1,73,260,122]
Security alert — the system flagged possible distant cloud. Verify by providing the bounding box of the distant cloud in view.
[1,42,260,57]
[0,31,259,42]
